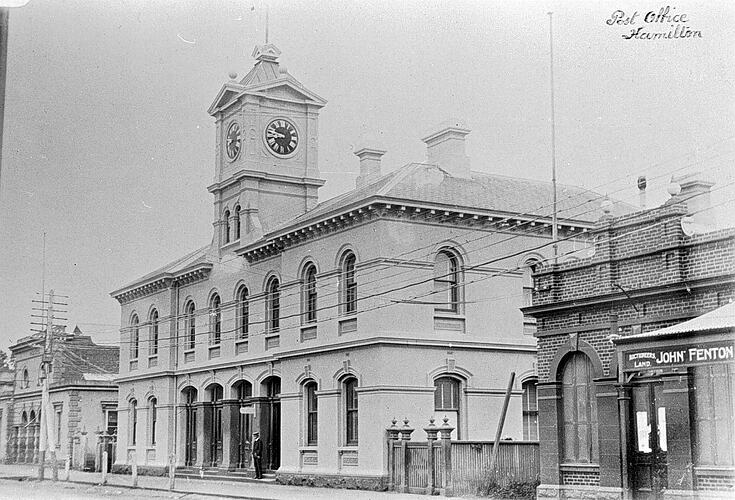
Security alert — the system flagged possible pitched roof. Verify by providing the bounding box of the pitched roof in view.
[269,163,634,235]
[113,244,212,293]
[621,302,735,341]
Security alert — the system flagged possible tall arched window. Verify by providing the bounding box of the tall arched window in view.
[434,250,460,313]
[184,301,196,350]
[233,205,241,240]
[302,264,317,324]
[130,314,140,360]
[560,352,598,463]
[223,209,231,244]
[237,286,249,339]
[305,381,318,445]
[434,376,461,437]
[209,294,222,345]
[149,309,159,356]
[22,368,29,388]
[341,252,357,315]
[344,378,358,446]
[522,379,539,440]
[266,278,280,333]
[130,399,138,446]
[149,397,157,445]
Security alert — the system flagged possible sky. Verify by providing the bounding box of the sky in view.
[0,0,733,350]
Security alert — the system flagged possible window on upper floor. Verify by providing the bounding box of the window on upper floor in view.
[184,301,196,350]
[130,314,140,360]
[149,309,159,356]
[237,286,249,339]
[434,250,461,314]
[223,209,231,244]
[233,205,241,240]
[340,252,357,315]
[22,368,29,389]
[266,278,280,333]
[302,264,318,324]
[209,294,222,345]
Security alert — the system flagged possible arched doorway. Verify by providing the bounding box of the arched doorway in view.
[182,387,198,467]
[261,377,281,470]
[233,380,253,469]
[206,384,224,466]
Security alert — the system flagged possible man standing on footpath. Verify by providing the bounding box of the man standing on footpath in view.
[252,431,263,479]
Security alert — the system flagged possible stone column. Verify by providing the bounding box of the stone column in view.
[220,400,239,470]
[195,402,207,468]
[596,377,623,489]
[616,383,633,499]
[661,373,693,491]
[32,424,39,463]
[538,381,563,486]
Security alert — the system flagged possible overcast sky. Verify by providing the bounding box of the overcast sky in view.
[0,0,733,349]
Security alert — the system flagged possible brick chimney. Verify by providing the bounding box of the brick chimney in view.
[354,147,386,189]
[672,172,715,227]
[421,120,471,179]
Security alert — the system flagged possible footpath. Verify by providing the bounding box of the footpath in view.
[0,463,426,500]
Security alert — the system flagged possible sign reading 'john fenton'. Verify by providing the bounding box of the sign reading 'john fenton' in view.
[623,340,734,371]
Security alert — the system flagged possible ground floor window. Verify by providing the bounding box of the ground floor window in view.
[691,364,735,467]
[522,379,539,440]
[560,352,598,463]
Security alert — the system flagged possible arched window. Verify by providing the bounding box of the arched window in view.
[233,205,241,240]
[434,250,461,313]
[149,309,159,356]
[237,286,249,339]
[22,368,29,389]
[209,294,222,345]
[266,278,280,333]
[184,301,196,350]
[434,376,461,437]
[223,209,231,244]
[341,252,357,315]
[130,399,138,446]
[302,264,317,324]
[305,381,318,445]
[560,352,598,463]
[344,378,358,446]
[149,397,157,445]
[522,379,539,440]
[130,314,140,360]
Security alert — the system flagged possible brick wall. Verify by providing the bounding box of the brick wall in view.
[561,470,600,486]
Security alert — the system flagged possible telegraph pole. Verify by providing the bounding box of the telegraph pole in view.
[548,12,559,264]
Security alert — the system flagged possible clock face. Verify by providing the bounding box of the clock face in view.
[226,122,241,160]
[265,119,299,157]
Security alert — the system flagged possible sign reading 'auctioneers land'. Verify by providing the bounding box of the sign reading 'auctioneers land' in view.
[623,339,734,371]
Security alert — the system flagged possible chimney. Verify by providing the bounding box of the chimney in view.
[354,147,386,189]
[421,120,471,179]
[672,172,715,227]
[637,175,647,209]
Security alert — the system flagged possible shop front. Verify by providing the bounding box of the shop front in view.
[615,304,735,499]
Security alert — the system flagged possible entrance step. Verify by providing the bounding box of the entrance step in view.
[175,467,276,484]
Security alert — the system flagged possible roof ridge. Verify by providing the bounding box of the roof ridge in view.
[375,163,430,196]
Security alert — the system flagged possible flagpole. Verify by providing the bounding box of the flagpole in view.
[548,12,559,264]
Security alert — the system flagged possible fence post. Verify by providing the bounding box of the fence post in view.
[102,451,108,485]
[400,418,414,494]
[385,419,400,491]
[439,416,454,497]
[131,452,138,488]
[168,453,176,491]
[424,417,439,495]
[64,456,70,481]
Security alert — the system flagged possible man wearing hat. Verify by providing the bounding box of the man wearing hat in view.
[252,431,263,479]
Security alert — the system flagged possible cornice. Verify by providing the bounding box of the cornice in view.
[207,169,326,194]
[239,200,594,264]
[111,263,214,305]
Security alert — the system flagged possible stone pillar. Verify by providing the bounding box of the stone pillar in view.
[439,416,454,497]
[661,373,694,491]
[195,402,207,468]
[616,383,633,499]
[424,418,439,495]
[400,419,414,493]
[33,424,39,463]
[385,418,400,490]
[596,377,623,489]
[538,381,563,485]
[220,400,239,470]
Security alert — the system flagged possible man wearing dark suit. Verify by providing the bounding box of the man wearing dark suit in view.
[252,431,263,479]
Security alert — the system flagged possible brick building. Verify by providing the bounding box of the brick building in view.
[109,43,633,487]
[0,326,119,469]
[524,179,734,500]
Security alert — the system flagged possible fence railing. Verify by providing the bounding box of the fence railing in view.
[386,418,539,496]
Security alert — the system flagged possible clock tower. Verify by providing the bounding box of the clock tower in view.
[207,44,327,250]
